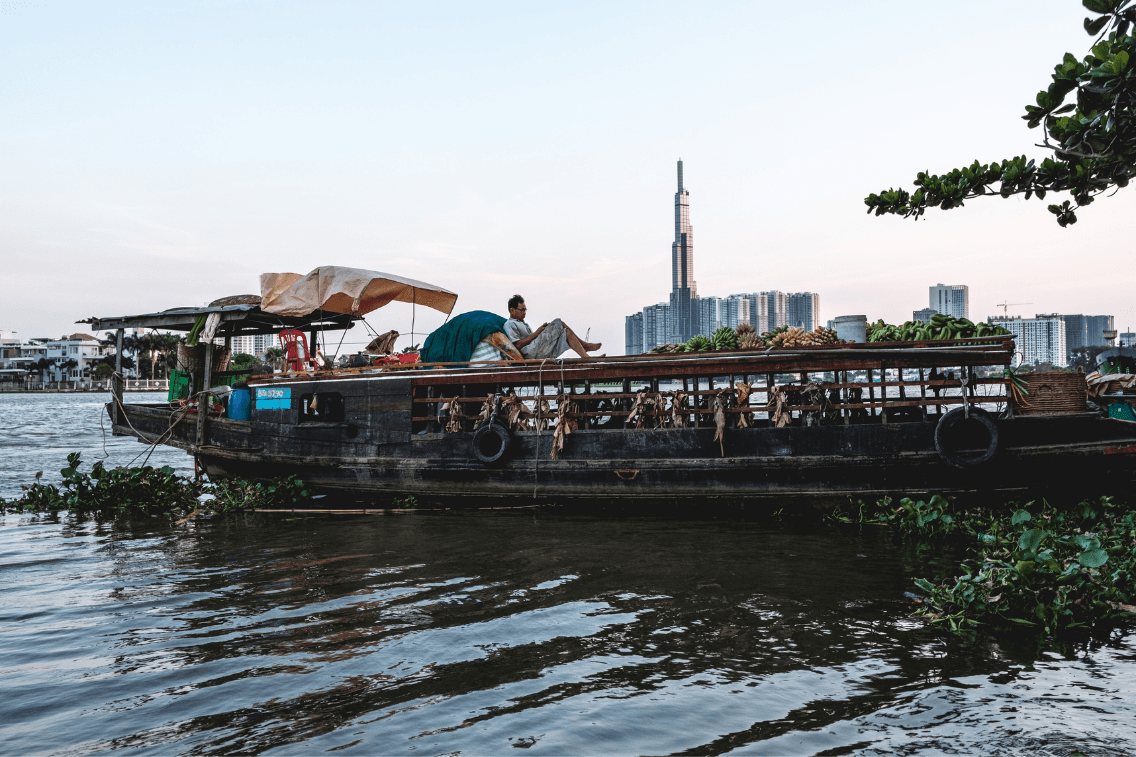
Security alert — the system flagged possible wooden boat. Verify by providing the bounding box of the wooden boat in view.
[89,297,1136,505]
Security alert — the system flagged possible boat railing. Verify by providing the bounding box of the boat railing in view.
[393,338,1016,431]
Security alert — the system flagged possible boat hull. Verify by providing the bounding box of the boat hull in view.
[111,402,1136,505]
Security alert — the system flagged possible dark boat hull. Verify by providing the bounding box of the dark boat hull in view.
[111,400,1136,505]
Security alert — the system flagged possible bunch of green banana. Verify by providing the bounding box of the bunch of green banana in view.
[868,314,1011,342]
[711,326,738,350]
[685,334,713,351]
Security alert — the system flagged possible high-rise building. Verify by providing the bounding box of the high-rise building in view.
[990,315,1067,367]
[913,307,937,323]
[624,313,644,355]
[1121,331,1135,348]
[231,333,270,357]
[721,295,751,331]
[1062,314,1088,355]
[1086,315,1115,347]
[762,291,787,330]
[1060,314,1115,358]
[642,302,670,353]
[929,283,969,319]
[696,296,720,337]
[746,293,769,334]
[668,160,698,343]
[787,292,819,331]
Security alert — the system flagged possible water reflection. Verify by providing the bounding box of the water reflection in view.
[1,511,1133,755]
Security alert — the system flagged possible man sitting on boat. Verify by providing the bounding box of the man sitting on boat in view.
[502,294,601,360]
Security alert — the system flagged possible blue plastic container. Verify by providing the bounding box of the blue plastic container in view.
[228,386,252,421]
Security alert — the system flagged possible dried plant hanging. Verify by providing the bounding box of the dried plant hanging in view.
[551,395,580,459]
[668,390,688,428]
[712,391,728,456]
[734,383,753,428]
[443,397,464,433]
[767,386,792,428]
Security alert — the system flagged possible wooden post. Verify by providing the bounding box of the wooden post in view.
[113,328,124,425]
[867,368,876,418]
[919,368,927,418]
[880,365,889,424]
[842,369,850,425]
[195,341,213,449]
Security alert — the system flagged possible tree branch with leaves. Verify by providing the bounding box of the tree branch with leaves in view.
[866,0,1136,226]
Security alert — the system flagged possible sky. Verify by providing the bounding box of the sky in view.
[2,0,1134,354]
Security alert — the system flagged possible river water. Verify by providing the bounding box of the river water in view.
[2,392,1135,755]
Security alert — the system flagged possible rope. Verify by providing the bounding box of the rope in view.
[96,402,110,460]
[109,371,194,467]
[331,326,348,367]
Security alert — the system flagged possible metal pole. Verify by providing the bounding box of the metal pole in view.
[114,328,124,425]
[195,341,213,450]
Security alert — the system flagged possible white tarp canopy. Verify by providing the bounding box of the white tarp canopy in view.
[259,266,458,318]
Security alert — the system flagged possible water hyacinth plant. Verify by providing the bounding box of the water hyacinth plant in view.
[0,453,313,517]
[830,494,1136,635]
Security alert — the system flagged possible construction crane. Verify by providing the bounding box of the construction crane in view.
[995,302,1032,316]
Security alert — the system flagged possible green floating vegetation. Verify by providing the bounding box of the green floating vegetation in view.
[830,494,1136,636]
[1,453,313,517]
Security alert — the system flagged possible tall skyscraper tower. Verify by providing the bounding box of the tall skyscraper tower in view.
[669,159,698,342]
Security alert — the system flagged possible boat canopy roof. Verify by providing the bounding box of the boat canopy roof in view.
[261,266,458,318]
[84,266,457,335]
[82,304,360,336]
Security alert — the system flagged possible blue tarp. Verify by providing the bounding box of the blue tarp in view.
[421,310,507,364]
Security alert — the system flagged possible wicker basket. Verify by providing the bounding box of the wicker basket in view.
[1012,371,1088,415]
[175,343,231,373]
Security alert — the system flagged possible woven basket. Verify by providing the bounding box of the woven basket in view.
[1012,371,1088,415]
[176,343,231,374]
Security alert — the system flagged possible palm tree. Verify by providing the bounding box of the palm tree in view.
[264,347,285,373]
[153,333,179,378]
[58,358,78,382]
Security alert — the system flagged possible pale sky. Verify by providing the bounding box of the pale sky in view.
[2,0,1134,353]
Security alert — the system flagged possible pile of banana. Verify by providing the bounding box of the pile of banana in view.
[648,324,844,354]
[867,314,1011,342]
[766,325,841,348]
[736,323,760,349]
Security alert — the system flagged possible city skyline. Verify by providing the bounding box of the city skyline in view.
[625,161,822,354]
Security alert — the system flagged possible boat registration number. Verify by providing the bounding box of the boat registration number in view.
[255,387,291,410]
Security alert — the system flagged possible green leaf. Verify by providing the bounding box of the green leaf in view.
[1011,509,1032,525]
[1085,14,1111,34]
[1016,560,1037,574]
[1078,548,1110,568]
[1018,528,1045,552]
[1073,534,1099,549]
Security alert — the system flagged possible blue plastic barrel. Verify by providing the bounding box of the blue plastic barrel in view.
[228,386,252,421]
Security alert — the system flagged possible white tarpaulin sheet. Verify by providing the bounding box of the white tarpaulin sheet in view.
[259,266,458,318]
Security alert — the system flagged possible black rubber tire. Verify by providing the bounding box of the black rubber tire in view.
[472,421,512,464]
[934,407,999,468]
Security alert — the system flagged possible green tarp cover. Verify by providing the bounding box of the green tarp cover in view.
[421,310,506,364]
